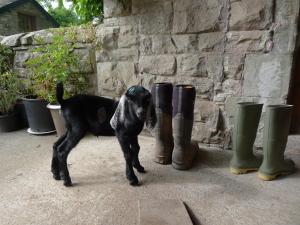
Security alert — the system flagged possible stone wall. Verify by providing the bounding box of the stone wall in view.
[95,0,300,148]
[0,1,58,36]
[1,0,299,149]
[0,26,97,94]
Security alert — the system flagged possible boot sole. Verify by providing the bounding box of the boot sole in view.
[230,167,258,175]
[153,156,172,165]
[172,161,192,170]
[257,171,292,181]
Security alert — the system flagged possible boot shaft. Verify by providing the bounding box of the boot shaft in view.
[172,85,196,120]
[151,83,173,115]
[151,83,173,140]
[258,105,295,180]
[263,105,293,161]
[232,103,263,157]
[172,85,196,147]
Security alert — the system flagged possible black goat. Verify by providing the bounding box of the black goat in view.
[51,83,156,187]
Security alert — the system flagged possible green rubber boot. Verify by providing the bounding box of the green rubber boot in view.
[258,105,296,181]
[230,103,263,174]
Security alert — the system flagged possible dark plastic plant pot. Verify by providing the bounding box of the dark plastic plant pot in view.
[47,104,66,137]
[0,111,22,132]
[22,97,55,135]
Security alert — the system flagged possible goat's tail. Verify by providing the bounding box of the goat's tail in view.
[56,82,64,105]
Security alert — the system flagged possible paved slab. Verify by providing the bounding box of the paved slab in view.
[0,129,300,225]
[139,199,193,225]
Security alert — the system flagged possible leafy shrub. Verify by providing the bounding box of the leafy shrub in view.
[0,44,13,74]
[0,44,19,115]
[26,29,88,104]
[0,71,19,115]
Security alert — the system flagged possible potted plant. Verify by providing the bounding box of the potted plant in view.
[0,71,23,132]
[25,29,88,136]
[0,44,23,132]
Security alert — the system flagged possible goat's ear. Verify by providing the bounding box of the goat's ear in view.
[146,97,157,131]
[110,95,127,130]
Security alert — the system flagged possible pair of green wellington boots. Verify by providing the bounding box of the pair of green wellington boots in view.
[230,103,296,181]
[151,83,198,170]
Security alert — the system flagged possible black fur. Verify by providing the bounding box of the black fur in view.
[51,83,156,187]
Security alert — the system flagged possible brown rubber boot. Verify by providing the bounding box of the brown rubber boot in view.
[172,85,198,170]
[151,83,174,164]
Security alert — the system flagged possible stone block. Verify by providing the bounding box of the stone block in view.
[198,32,225,52]
[222,79,242,96]
[140,35,176,55]
[139,55,176,75]
[96,48,139,62]
[135,1,173,34]
[73,49,94,74]
[151,35,176,54]
[118,34,138,48]
[224,54,246,80]
[273,24,298,54]
[177,54,207,77]
[226,31,267,53]
[140,35,152,55]
[275,0,300,24]
[96,26,120,50]
[1,33,26,47]
[171,34,198,54]
[104,0,132,18]
[242,53,293,99]
[194,100,220,122]
[13,51,31,68]
[173,0,226,34]
[205,53,224,83]
[229,0,273,30]
[97,61,138,97]
[104,16,137,27]
[20,30,54,45]
[111,48,139,61]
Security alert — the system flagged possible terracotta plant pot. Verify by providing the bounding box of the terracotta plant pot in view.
[47,104,66,137]
[0,110,22,132]
[22,97,55,135]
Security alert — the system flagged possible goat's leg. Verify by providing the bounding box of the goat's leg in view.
[131,137,145,173]
[57,130,85,187]
[117,136,139,186]
[51,132,68,180]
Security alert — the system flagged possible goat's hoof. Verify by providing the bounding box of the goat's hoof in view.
[53,174,61,180]
[63,180,73,187]
[129,179,139,186]
[135,166,146,173]
[129,176,139,186]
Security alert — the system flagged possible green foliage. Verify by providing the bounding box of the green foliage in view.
[0,44,19,114]
[0,71,19,115]
[37,0,85,26]
[26,29,88,104]
[48,7,81,27]
[0,44,13,74]
[72,0,103,23]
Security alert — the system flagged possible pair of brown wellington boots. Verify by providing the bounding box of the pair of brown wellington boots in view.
[230,103,296,181]
[151,83,199,170]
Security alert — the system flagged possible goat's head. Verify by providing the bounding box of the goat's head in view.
[125,86,157,129]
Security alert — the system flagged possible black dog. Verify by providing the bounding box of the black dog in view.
[51,83,156,187]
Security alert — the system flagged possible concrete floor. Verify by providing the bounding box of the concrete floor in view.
[0,129,300,225]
